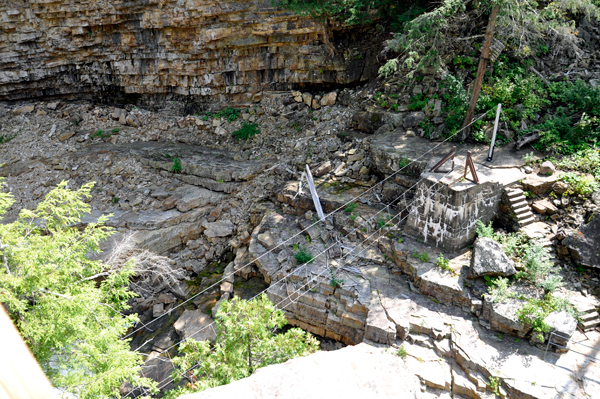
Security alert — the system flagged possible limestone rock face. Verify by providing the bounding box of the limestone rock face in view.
[470,237,517,278]
[0,0,378,103]
[563,213,600,268]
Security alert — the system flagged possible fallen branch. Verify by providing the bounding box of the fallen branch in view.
[514,132,540,150]
[529,66,551,86]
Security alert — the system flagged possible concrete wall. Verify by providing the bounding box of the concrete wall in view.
[404,177,503,252]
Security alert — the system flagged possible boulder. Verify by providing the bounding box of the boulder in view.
[563,213,600,268]
[320,92,337,106]
[351,111,384,133]
[539,161,556,176]
[402,111,426,128]
[531,199,558,215]
[302,92,313,107]
[470,237,517,278]
[58,131,75,141]
[173,309,217,342]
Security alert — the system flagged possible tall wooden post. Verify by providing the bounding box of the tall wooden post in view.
[459,5,500,141]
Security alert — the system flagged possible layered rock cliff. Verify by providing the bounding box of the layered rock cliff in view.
[0,0,379,106]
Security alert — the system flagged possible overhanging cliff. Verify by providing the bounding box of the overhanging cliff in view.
[0,0,380,105]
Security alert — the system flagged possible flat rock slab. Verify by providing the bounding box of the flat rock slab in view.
[80,142,270,192]
[521,173,563,195]
[173,309,217,343]
[369,131,537,177]
[179,343,420,399]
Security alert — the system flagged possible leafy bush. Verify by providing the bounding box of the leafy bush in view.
[294,245,313,265]
[345,202,357,213]
[516,294,578,334]
[408,93,428,111]
[376,214,392,230]
[521,241,563,292]
[475,220,494,238]
[441,73,468,137]
[232,123,260,140]
[559,172,598,197]
[165,294,318,398]
[204,107,241,122]
[485,277,510,303]
[171,157,182,173]
[412,251,429,262]
[435,253,453,273]
[553,147,600,177]
[396,345,408,358]
[329,268,344,288]
[0,131,19,144]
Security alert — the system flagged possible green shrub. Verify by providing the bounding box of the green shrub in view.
[345,202,357,213]
[408,93,428,111]
[516,294,578,334]
[398,157,411,169]
[329,268,344,288]
[485,277,510,303]
[553,147,600,178]
[396,345,407,358]
[0,131,18,144]
[475,220,494,238]
[91,130,105,139]
[204,107,241,122]
[521,241,563,292]
[412,251,429,262]
[232,122,260,140]
[171,157,182,173]
[560,172,598,197]
[435,253,453,273]
[294,245,313,265]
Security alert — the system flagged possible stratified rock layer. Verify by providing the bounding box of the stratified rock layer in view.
[0,0,378,104]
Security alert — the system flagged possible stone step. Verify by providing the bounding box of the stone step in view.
[509,195,527,204]
[519,216,535,226]
[580,312,599,322]
[516,211,534,220]
[506,189,524,198]
[580,319,600,331]
[511,200,529,209]
[513,205,531,215]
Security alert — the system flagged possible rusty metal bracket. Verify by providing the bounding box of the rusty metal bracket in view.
[463,151,480,184]
[429,146,456,173]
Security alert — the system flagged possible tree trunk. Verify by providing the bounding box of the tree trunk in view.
[459,5,500,140]
[321,21,337,56]
[247,339,254,375]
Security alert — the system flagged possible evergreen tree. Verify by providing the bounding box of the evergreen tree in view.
[0,179,156,398]
[165,294,319,397]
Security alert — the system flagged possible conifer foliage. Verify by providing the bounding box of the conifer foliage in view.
[0,179,156,398]
[165,294,319,397]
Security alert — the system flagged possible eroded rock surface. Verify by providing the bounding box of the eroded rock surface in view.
[0,0,379,103]
[563,213,600,269]
[470,237,517,278]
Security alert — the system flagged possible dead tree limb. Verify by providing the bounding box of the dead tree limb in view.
[514,132,540,150]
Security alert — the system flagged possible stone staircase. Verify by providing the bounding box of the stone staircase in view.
[579,307,600,332]
[505,187,535,227]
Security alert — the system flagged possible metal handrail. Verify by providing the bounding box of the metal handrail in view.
[544,331,600,362]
